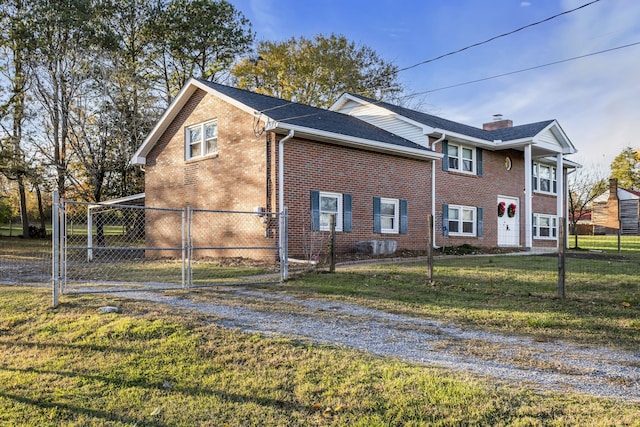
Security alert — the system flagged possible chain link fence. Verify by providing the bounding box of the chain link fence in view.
[51,192,287,304]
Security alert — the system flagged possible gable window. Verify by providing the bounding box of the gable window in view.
[442,204,484,237]
[442,141,483,176]
[186,120,218,160]
[533,163,557,194]
[310,191,352,232]
[373,197,407,234]
[533,214,557,239]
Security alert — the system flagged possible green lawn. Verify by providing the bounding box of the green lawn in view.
[1,286,639,426]
[0,222,130,237]
[570,233,640,253]
[2,236,639,424]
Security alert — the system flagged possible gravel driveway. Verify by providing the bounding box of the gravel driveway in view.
[114,287,640,403]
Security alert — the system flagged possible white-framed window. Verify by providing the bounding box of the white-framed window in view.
[533,213,557,239]
[186,120,218,160]
[448,205,476,236]
[379,198,399,234]
[533,163,557,194]
[447,143,475,173]
[319,191,343,232]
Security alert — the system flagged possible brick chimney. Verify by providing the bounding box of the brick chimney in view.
[483,114,513,131]
[605,178,620,229]
[608,178,619,200]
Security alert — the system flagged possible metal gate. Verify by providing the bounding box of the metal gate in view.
[52,191,288,305]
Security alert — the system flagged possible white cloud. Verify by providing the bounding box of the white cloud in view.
[520,2,532,7]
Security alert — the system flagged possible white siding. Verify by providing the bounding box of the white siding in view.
[534,128,563,153]
[335,100,428,147]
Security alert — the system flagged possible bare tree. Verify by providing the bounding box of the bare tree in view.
[568,165,607,248]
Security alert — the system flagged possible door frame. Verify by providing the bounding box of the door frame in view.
[497,195,520,247]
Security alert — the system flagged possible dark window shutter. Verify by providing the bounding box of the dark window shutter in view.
[476,148,483,177]
[400,199,408,234]
[343,194,352,232]
[310,190,320,231]
[477,207,484,237]
[373,197,381,233]
[442,140,449,171]
[442,204,449,235]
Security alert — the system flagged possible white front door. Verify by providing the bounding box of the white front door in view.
[497,196,519,247]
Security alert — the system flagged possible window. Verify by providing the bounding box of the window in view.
[380,198,399,233]
[533,163,557,194]
[374,197,408,234]
[310,191,351,232]
[443,141,482,175]
[533,214,557,239]
[319,192,342,232]
[186,120,218,159]
[442,204,483,237]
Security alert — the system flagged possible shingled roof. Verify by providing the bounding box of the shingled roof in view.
[346,93,555,142]
[197,79,431,152]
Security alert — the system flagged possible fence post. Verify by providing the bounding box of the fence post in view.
[183,207,189,289]
[329,214,336,273]
[280,207,289,281]
[52,190,60,308]
[87,207,93,262]
[558,217,566,299]
[426,214,434,284]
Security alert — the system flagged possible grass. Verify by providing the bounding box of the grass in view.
[571,234,640,253]
[282,254,640,351]
[0,222,129,237]
[1,287,639,426]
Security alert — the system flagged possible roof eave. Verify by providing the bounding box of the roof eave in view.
[268,122,443,161]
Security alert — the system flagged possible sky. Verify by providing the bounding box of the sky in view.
[226,0,640,173]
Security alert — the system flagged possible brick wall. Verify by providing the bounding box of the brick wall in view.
[144,89,272,258]
[432,142,564,249]
[433,144,526,248]
[282,138,433,258]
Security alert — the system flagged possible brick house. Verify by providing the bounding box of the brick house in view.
[131,78,577,259]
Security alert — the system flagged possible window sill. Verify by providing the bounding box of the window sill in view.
[185,152,219,164]
[445,170,478,177]
[533,191,557,197]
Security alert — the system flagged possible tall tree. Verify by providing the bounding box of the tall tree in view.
[610,147,640,190]
[68,0,158,203]
[148,0,254,104]
[0,0,32,237]
[27,0,106,197]
[567,165,607,248]
[232,34,402,109]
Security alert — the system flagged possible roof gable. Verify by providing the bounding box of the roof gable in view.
[132,79,439,164]
[331,93,577,155]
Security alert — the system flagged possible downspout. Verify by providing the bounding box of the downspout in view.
[278,129,295,267]
[430,133,446,247]
[278,129,295,214]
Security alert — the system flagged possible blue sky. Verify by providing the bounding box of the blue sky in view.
[227,0,640,172]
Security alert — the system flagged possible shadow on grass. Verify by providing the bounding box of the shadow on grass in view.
[1,365,314,422]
